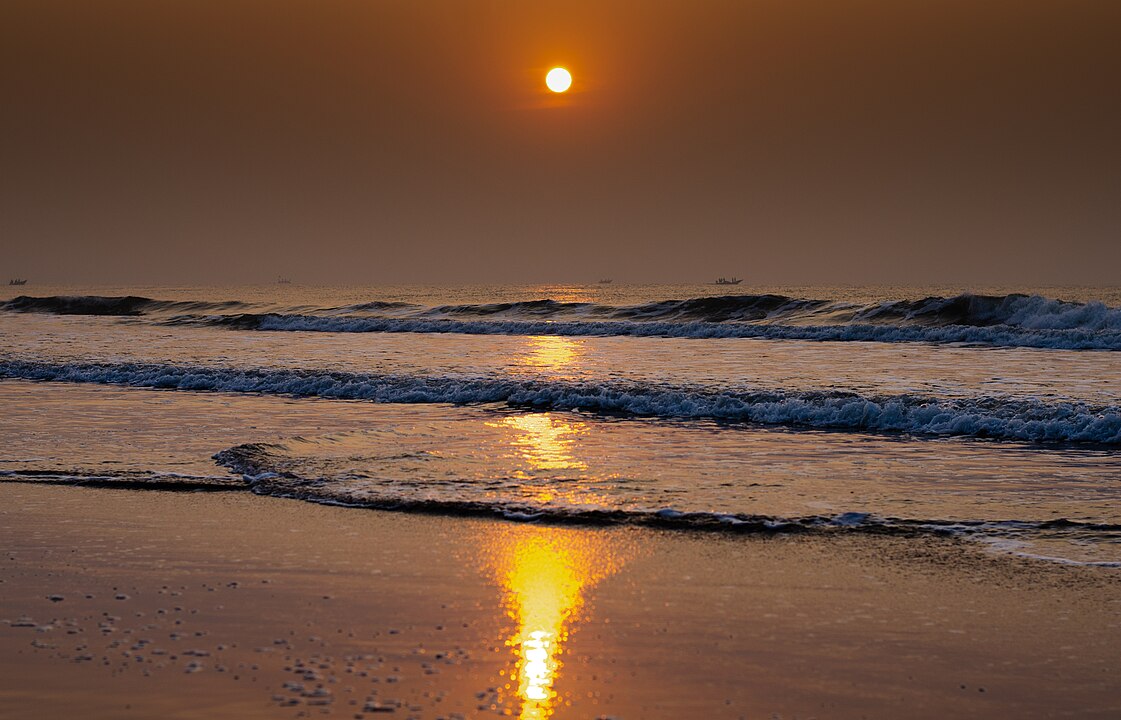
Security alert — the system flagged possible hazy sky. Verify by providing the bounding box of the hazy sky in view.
[2,0,1119,285]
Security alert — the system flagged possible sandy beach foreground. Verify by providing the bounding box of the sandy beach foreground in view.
[1,482,1118,719]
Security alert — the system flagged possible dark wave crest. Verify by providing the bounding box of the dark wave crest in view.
[343,300,421,312]
[2,295,248,316]
[164,292,1121,350]
[9,292,1121,349]
[163,312,1121,350]
[385,292,1121,329]
[610,294,830,322]
[426,298,592,317]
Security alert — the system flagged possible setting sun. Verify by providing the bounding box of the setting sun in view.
[545,67,572,93]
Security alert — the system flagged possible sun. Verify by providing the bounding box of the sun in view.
[545,67,572,93]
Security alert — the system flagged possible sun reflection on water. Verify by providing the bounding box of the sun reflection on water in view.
[484,412,615,508]
[517,336,585,373]
[484,527,628,719]
[482,329,627,716]
[489,414,588,473]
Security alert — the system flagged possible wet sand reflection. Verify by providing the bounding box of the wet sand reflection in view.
[482,526,631,719]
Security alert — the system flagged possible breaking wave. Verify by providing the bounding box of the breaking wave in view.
[171,292,1121,350]
[3,359,1118,444]
[8,292,1121,349]
[171,312,1121,350]
[391,293,1121,328]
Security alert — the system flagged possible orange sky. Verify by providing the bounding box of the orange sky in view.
[2,0,1119,284]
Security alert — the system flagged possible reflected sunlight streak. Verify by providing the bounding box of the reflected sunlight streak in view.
[490,414,588,473]
[519,335,584,371]
[486,528,626,720]
[484,413,615,507]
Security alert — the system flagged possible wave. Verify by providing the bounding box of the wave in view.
[11,291,1119,329]
[363,292,1121,329]
[425,298,592,317]
[343,300,421,312]
[1,295,248,316]
[3,359,1118,444]
[14,449,1121,564]
[0,468,242,490]
[5,454,1117,566]
[10,292,1121,349]
[167,312,1121,350]
[162,292,1121,350]
[849,293,1121,330]
[0,444,1017,563]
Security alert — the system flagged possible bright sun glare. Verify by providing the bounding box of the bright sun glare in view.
[545,67,572,93]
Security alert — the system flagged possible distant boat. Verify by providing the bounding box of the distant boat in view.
[597,279,614,284]
[8,279,27,286]
[276,277,292,285]
[714,277,742,285]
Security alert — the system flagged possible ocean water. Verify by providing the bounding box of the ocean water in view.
[2,284,1120,566]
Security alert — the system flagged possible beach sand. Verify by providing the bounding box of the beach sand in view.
[1,482,1118,719]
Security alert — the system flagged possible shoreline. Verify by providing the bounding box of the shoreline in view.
[2,482,1118,719]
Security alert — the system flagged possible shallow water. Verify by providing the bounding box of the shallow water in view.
[2,284,1120,565]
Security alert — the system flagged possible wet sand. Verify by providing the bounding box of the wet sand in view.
[1,482,1118,719]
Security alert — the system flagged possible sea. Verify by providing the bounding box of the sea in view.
[2,283,1120,566]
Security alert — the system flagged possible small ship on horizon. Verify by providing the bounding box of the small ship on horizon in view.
[713,277,742,285]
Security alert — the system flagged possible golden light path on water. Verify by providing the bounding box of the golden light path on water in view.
[483,332,629,717]
[485,391,610,508]
[484,528,629,720]
[487,410,612,508]
[489,415,589,474]
[517,335,585,372]
[490,333,612,505]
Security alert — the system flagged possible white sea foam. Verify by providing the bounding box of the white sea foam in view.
[3,359,1118,444]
